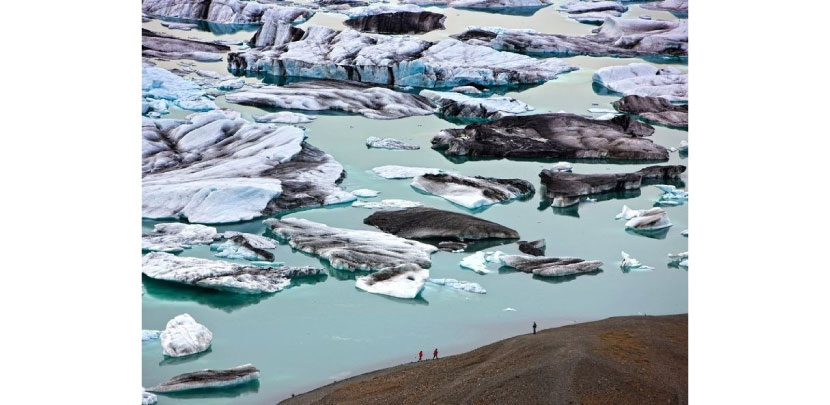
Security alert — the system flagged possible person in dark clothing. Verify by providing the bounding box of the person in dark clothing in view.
[433,348,438,359]
[418,350,423,361]
[533,321,537,334]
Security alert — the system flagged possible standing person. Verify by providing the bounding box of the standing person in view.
[418,350,423,361]
[433,348,438,359]
[533,321,537,334]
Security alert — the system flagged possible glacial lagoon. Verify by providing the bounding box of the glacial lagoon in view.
[142,2,687,403]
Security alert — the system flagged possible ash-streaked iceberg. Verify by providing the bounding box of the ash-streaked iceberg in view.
[557,1,627,25]
[265,218,437,271]
[342,4,446,34]
[539,165,685,207]
[420,90,533,120]
[364,207,519,240]
[355,264,429,299]
[142,0,314,25]
[411,173,534,209]
[501,255,603,277]
[146,364,260,393]
[211,232,277,261]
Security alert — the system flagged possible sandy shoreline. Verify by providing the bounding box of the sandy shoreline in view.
[278,314,688,404]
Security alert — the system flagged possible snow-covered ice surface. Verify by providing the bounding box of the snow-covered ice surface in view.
[352,199,423,209]
[265,218,438,271]
[355,264,429,299]
[411,173,534,209]
[227,24,576,88]
[146,364,261,393]
[142,66,217,112]
[372,165,442,179]
[459,251,508,274]
[142,252,320,293]
[253,111,316,124]
[142,223,219,252]
[160,313,213,357]
[142,110,354,223]
[593,63,688,102]
[428,278,486,294]
[420,90,533,119]
[142,0,314,25]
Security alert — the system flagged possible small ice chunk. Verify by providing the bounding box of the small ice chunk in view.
[428,278,486,294]
[352,199,423,209]
[668,251,688,267]
[142,391,158,405]
[681,229,688,237]
[459,250,507,274]
[252,111,316,124]
[355,264,429,299]
[366,137,420,150]
[654,184,688,206]
[160,314,213,358]
[142,330,162,341]
[217,78,245,91]
[372,165,442,179]
[620,251,653,271]
[587,108,618,114]
[352,188,380,198]
[549,162,573,172]
[503,307,517,312]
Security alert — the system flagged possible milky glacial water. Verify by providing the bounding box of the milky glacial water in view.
[142,5,687,404]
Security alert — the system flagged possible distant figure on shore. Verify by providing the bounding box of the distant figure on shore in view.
[433,348,438,359]
[533,322,537,334]
[418,350,423,361]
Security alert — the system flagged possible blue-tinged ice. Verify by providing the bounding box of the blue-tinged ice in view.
[142,66,216,112]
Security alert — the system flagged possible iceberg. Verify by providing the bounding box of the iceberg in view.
[372,165,442,179]
[142,29,229,62]
[142,66,217,112]
[253,111,316,124]
[420,90,533,120]
[654,184,688,206]
[615,205,673,231]
[142,391,157,405]
[364,207,519,240]
[142,0,314,25]
[146,364,260,393]
[518,239,545,256]
[142,223,219,253]
[548,162,573,172]
[365,137,420,150]
[355,264,429,299]
[211,232,277,261]
[431,113,666,161]
[613,95,688,129]
[668,251,688,267]
[142,252,321,294]
[593,63,688,102]
[539,165,685,207]
[428,278,486,294]
[342,4,446,34]
[558,1,627,25]
[620,251,654,271]
[225,80,435,120]
[352,199,423,209]
[352,188,380,198]
[501,255,603,277]
[142,330,162,341]
[459,250,508,274]
[411,173,534,209]
[160,314,213,357]
[264,218,438,271]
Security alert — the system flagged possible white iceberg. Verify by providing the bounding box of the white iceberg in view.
[620,251,654,271]
[428,278,486,294]
[142,66,217,111]
[142,329,162,341]
[352,188,380,198]
[352,199,423,210]
[593,63,687,102]
[549,162,573,172]
[615,205,672,231]
[459,250,508,274]
[365,137,420,150]
[355,264,429,299]
[420,90,533,119]
[160,314,213,357]
[142,391,157,405]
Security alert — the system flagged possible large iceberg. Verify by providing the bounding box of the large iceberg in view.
[539,165,685,207]
[411,173,535,209]
[364,207,519,240]
[142,0,314,25]
[453,18,687,59]
[431,113,666,161]
[501,255,603,277]
[264,218,437,271]
[142,252,321,293]
[593,63,688,102]
[225,80,435,120]
[142,66,217,112]
[342,4,446,34]
[142,110,354,223]
[227,24,576,88]
[420,90,533,120]
[142,223,220,252]
[160,314,213,357]
[146,364,260,393]
[355,263,429,299]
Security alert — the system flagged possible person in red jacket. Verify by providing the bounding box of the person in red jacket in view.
[432,348,438,360]
[418,350,423,361]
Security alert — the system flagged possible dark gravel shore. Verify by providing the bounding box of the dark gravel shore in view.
[279,314,687,405]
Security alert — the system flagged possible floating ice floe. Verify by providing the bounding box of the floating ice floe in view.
[142,98,170,117]
[142,29,229,62]
[142,110,354,223]
[615,205,673,232]
[558,1,627,25]
[365,137,420,150]
[539,165,685,207]
[227,24,576,88]
[428,278,486,294]
[503,307,517,311]
[459,250,508,274]
[668,251,688,267]
[453,18,686,59]
[431,113,665,161]
[518,239,545,256]
[160,314,213,357]
[142,223,219,253]
[142,330,162,341]
[355,263,429,299]
[160,21,199,31]
[225,80,435,120]
[142,391,157,405]
[142,0,314,25]
[620,251,654,271]
[678,140,688,153]
[411,173,534,209]
[501,254,603,277]
[593,63,688,102]
[613,95,688,129]
[342,4,446,34]
[642,0,688,13]
[265,218,437,271]
[142,252,321,293]
[142,66,217,111]
[420,90,533,120]
[654,184,688,206]
[211,232,277,261]
[352,188,380,198]
[549,162,573,172]
[253,111,316,124]
[146,364,261,393]
[364,207,519,240]
[352,199,423,210]
[216,78,245,91]
[372,165,442,179]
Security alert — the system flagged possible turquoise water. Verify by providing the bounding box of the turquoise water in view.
[142,4,687,404]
